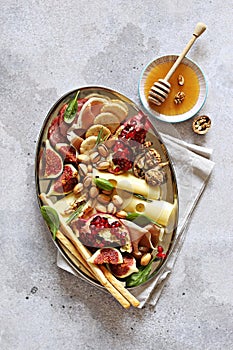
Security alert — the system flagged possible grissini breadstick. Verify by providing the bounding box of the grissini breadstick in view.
[56,230,96,279]
[39,193,133,308]
[100,266,140,307]
[58,241,96,280]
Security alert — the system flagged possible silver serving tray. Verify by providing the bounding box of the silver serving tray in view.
[35,86,179,290]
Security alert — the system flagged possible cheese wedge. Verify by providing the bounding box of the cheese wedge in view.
[123,197,175,227]
[94,170,160,200]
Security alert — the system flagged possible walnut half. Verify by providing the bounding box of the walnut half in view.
[174,91,185,104]
[192,115,211,134]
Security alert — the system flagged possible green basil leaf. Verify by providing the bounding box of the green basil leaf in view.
[40,206,60,240]
[64,91,79,124]
[126,257,161,287]
[94,178,114,191]
[126,212,162,228]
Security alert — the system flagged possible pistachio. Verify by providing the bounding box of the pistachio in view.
[140,253,152,266]
[95,203,107,213]
[107,202,116,214]
[97,144,109,157]
[73,183,84,195]
[89,186,99,198]
[96,161,110,170]
[97,193,111,205]
[83,175,93,188]
[177,74,185,86]
[112,195,123,208]
[78,163,88,177]
[90,151,101,163]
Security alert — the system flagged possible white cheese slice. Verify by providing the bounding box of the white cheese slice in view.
[123,197,175,227]
[94,170,160,200]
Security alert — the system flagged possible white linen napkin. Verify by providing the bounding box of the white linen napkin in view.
[57,134,215,308]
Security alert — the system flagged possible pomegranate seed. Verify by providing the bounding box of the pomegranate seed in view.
[156,253,166,259]
[157,246,164,253]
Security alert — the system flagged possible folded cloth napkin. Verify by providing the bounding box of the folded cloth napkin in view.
[57,133,215,308]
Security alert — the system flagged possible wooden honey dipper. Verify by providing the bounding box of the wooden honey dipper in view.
[148,22,207,106]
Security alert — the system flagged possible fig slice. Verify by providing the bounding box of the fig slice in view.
[43,140,63,179]
[109,254,138,278]
[47,164,78,196]
[87,247,123,265]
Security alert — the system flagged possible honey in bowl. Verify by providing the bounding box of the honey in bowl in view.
[144,61,200,116]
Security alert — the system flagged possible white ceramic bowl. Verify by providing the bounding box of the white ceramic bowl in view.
[138,55,208,123]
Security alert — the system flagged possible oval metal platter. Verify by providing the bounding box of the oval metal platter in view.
[35,86,179,291]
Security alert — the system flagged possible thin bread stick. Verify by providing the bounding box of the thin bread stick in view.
[56,230,96,279]
[101,266,140,307]
[59,242,96,280]
[103,280,130,309]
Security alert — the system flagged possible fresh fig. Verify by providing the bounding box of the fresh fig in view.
[43,140,63,179]
[78,214,132,252]
[87,247,123,265]
[47,164,78,196]
[109,254,138,278]
[55,143,77,165]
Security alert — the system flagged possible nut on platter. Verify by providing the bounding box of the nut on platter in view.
[192,115,211,134]
[36,86,178,308]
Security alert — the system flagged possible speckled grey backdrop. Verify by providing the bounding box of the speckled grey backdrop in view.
[1,1,232,349]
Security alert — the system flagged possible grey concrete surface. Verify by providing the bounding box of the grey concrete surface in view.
[0,1,232,349]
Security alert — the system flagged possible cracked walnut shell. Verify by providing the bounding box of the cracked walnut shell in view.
[192,115,211,134]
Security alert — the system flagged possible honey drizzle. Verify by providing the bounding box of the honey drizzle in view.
[144,62,200,116]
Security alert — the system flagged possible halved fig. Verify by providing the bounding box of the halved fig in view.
[109,254,138,278]
[47,164,78,196]
[78,214,132,251]
[87,247,123,265]
[43,140,63,179]
[55,143,77,165]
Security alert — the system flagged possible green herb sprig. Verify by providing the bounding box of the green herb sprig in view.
[66,203,86,224]
[40,206,60,240]
[95,127,109,145]
[133,193,152,202]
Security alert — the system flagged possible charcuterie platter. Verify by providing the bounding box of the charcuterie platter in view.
[35,86,178,308]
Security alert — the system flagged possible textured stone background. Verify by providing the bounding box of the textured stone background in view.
[0,1,232,349]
